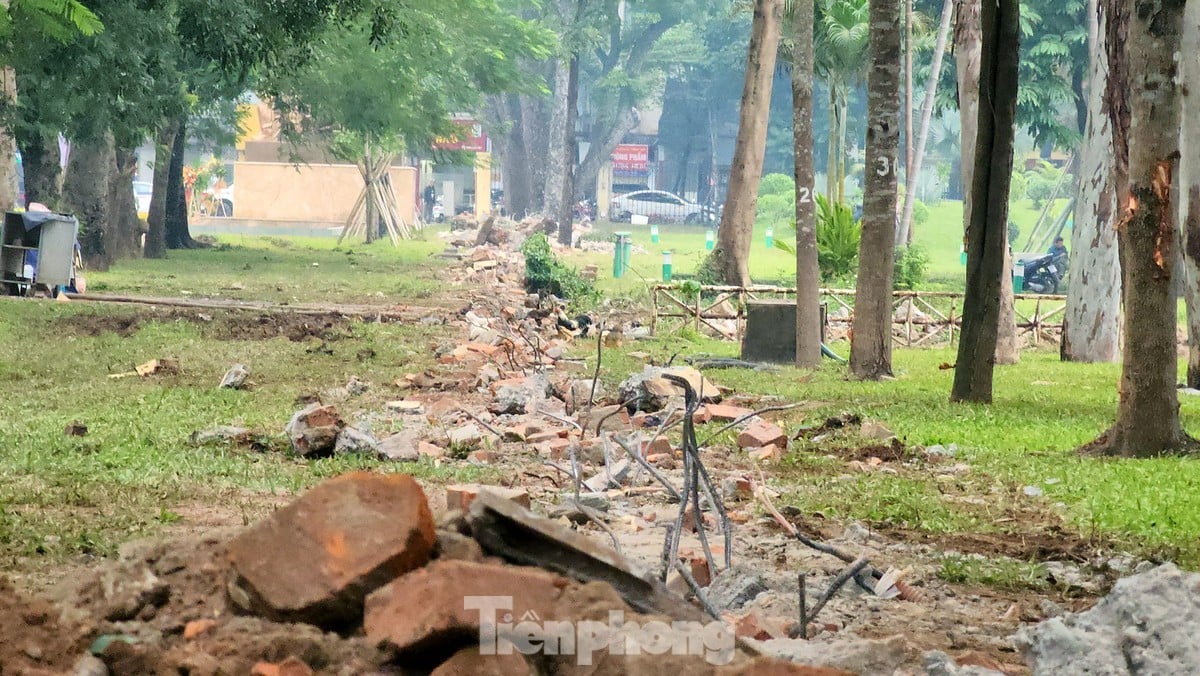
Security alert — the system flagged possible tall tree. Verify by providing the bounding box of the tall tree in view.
[848,0,900,380]
[0,0,101,212]
[1063,0,1120,363]
[268,8,552,243]
[543,0,585,244]
[706,0,782,286]
[814,0,868,204]
[950,0,1019,403]
[954,0,1016,366]
[1180,0,1200,386]
[788,0,820,368]
[1090,0,1189,456]
[896,0,952,246]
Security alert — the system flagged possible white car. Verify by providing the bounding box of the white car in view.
[610,190,716,224]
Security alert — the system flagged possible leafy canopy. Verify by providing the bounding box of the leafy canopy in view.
[267,0,553,161]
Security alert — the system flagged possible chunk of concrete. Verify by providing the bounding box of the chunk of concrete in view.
[226,472,436,630]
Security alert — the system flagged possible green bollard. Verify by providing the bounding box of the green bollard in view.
[1012,260,1024,293]
[662,250,673,282]
[706,229,715,251]
[765,227,774,249]
[650,224,659,244]
[613,232,632,278]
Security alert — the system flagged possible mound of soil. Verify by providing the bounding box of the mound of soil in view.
[58,309,350,342]
[0,575,87,673]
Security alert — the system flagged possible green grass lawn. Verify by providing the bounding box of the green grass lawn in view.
[569,198,1071,293]
[3,233,1197,589]
[588,333,1200,566]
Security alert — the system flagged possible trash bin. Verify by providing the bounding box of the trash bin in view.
[613,231,632,279]
[661,250,672,282]
[1012,260,1024,293]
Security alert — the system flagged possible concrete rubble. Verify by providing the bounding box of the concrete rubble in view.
[10,214,1144,675]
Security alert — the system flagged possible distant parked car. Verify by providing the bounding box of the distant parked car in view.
[610,190,715,223]
[134,181,153,218]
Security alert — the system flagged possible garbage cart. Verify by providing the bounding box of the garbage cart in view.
[1,210,79,296]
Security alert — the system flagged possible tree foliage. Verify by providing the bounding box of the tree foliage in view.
[266,1,552,162]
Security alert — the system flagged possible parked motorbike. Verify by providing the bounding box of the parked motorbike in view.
[573,199,594,225]
[1022,253,1067,294]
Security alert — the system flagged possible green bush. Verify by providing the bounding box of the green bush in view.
[756,192,794,227]
[893,244,929,290]
[815,194,861,284]
[758,173,795,196]
[1008,171,1029,203]
[520,233,597,306]
[912,198,930,227]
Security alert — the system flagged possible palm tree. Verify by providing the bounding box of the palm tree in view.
[814,0,868,204]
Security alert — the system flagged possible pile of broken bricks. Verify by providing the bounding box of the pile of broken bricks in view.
[54,471,879,675]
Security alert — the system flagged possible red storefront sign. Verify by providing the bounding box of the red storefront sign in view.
[434,119,488,153]
[612,144,649,171]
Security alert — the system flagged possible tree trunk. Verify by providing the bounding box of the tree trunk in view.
[520,93,550,215]
[956,0,1018,365]
[904,0,914,196]
[573,90,636,206]
[64,133,116,271]
[897,0,954,246]
[708,0,782,286]
[1093,0,1188,456]
[165,115,197,249]
[557,54,580,244]
[108,145,142,260]
[1063,0,1121,363]
[1181,0,1200,387]
[19,131,62,209]
[144,123,176,259]
[498,94,535,218]
[849,0,902,380]
[544,27,573,236]
[995,234,1020,363]
[793,0,821,368]
[0,57,19,211]
[950,0,1019,403]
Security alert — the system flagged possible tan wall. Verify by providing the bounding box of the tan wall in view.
[233,162,417,225]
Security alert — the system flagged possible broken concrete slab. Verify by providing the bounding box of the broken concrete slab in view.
[1014,563,1200,676]
[376,431,422,462]
[386,400,424,415]
[189,426,253,447]
[284,404,343,457]
[737,421,787,450]
[707,565,769,611]
[363,560,569,662]
[583,458,633,492]
[431,645,531,676]
[333,427,379,456]
[219,364,250,389]
[619,366,723,411]
[226,472,436,630]
[490,374,554,415]
[464,491,712,623]
[748,635,908,676]
[704,404,756,423]
[445,484,532,512]
[447,423,484,449]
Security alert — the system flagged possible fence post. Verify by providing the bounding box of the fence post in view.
[651,287,659,336]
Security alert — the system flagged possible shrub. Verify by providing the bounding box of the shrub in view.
[912,198,930,227]
[520,233,597,306]
[756,192,794,227]
[893,245,929,290]
[1008,171,1029,203]
[758,173,795,196]
[815,194,861,284]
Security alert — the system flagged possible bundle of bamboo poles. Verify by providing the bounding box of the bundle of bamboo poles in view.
[338,144,415,246]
